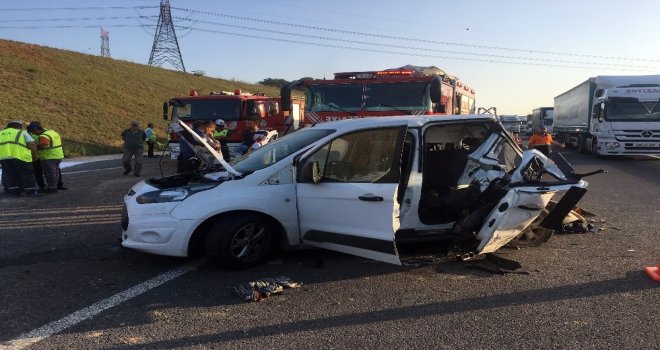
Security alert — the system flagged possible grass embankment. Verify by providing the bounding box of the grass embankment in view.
[0,39,281,157]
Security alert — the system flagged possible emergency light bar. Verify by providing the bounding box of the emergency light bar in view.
[375,70,415,76]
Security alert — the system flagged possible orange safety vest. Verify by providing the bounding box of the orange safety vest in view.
[528,133,553,146]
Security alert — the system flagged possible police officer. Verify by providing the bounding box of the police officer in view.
[0,120,41,197]
[28,123,66,193]
[213,119,230,161]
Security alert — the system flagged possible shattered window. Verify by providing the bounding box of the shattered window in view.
[306,127,401,183]
[491,136,521,172]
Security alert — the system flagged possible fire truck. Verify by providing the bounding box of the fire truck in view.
[163,89,304,159]
[280,65,475,124]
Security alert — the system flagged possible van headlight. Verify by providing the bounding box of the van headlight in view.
[136,184,217,204]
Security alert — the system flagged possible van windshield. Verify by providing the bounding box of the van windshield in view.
[231,128,335,173]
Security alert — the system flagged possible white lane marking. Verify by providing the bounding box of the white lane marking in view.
[1,258,208,350]
[62,167,123,175]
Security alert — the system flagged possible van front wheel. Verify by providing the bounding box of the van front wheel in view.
[205,214,273,269]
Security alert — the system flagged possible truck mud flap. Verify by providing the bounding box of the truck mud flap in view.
[539,186,587,231]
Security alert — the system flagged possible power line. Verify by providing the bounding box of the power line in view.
[172,17,660,71]
[2,19,656,72]
[171,6,660,63]
[180,27,659,73]
[1,15,156,22]
[0,24,151,29]
[0,6,157,11]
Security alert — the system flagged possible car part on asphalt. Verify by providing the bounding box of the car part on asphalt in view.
[464,254,525,275]
[234,276,303,302]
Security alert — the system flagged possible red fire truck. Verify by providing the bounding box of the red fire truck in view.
[280,65,475,124]
[163,89,304,158]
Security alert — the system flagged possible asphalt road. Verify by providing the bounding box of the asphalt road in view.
[0,150,658,349]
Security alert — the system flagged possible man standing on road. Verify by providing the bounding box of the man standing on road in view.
[0,120,42,197]
[528,126,564,156]
[28,123,67,193]
[145,123,157,158]
[26,121,46,191]
[121,120,146,177]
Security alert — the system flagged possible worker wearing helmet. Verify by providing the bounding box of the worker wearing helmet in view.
[213,119,230,161]
[528,126,564,156]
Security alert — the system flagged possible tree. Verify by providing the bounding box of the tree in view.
[258,78,289,88]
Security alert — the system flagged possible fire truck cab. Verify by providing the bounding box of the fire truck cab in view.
[281,65,475,125]
[163,89,304,159]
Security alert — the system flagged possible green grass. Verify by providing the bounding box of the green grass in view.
[0,39,282,157]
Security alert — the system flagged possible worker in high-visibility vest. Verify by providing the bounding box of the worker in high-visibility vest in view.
[145,123,157,158]
[27,123,66,193]
[0,120,41,197]
[213,119,230,161]
[528,126,564,156]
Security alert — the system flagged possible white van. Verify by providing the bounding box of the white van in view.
[121,115,592,268]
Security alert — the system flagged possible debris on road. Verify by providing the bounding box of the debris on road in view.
[233,276,302,302]
[464,254,526,275]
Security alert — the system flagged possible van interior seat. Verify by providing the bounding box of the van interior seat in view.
[422,147,470,194]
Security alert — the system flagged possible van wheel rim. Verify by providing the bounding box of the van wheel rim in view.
[230,223,267,262]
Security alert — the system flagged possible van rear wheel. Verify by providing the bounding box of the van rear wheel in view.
[205,214,274,269]
[507,209,554,248]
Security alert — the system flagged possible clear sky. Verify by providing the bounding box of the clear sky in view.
[1,0,659,115]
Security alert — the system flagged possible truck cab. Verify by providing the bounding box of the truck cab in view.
[531,107,554,134]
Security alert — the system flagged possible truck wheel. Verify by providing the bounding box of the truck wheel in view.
[576,135,585,153]
[205,214,274,269]
[591,137,601,157]
[506,209,554,248]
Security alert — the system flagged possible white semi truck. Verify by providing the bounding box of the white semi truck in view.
[530,107,554,134]
[500,115,527,134]
[554,75,660,156]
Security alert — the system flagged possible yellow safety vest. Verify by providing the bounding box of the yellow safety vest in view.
[214,129,228,138]
[0,128,32,162]
[39,129,64,160]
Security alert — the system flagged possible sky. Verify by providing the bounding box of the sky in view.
[1,0,660,116]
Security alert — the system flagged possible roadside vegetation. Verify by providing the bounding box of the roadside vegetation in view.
[0,39,282,157]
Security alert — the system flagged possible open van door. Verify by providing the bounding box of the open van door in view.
[296,123,408,265]
[473,149,589,253]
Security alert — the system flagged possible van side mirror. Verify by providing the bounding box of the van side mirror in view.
[299,160,321,183]
[430,77,441,103]
[281,80,303,112]
[162,101,169,120]
[312,161,321,183]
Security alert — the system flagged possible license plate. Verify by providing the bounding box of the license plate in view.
[637,143,656,147]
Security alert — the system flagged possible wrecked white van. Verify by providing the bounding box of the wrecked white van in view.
[121,115,594,268]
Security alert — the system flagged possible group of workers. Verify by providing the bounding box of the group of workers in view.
[1,120,66,197]
[176,118,271,174]
[177,119,230,174]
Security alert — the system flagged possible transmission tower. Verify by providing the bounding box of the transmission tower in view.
[148,0,185,72]
[100,27,111,57]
